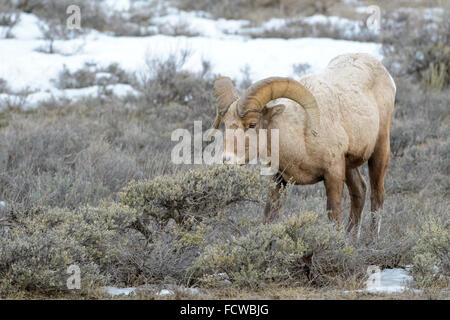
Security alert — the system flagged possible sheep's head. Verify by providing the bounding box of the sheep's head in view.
[210,76,320,164]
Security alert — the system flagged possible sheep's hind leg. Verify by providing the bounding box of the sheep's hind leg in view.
[368,136,390,237]
[345,167,367,239]
[263,173,286,224]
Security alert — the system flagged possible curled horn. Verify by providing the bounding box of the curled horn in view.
[206,77,240,140]
[213,77,240,126]
[237,77,320,135]
[209,77,240,130]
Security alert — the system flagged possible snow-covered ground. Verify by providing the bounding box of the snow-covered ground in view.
[104,287,136,296]
[0,2,383,109]
[365,267,415,294]
[103,285,203,297]
[1,31,381,93]
[104,268,416,297]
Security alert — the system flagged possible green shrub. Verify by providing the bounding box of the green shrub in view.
[0,202,139,295]
[139,51,214,108]
[424,60,448,92]
[55,63,134,90]
[193,212,361,288]
[114,165,275,284]
[0,78,8,93]
[120,165,274,239]
[382,9,450,90]
[411,215,450,287]
[177,0,340,20]
[0,1,20,39]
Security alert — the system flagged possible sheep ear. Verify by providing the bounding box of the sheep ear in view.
[264,104,285,120]
[214,77,240,112]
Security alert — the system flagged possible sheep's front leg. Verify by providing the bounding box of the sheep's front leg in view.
[263,173,286,224]
[324,162,345,226]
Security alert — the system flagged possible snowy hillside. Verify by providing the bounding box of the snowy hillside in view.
[0,1,382,109]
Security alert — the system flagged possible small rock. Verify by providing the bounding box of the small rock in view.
[216,279,232,287]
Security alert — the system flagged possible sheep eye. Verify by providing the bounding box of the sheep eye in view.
[248,123,256,129]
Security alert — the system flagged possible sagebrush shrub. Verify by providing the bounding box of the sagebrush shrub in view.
[0,1,20,39]
[411,215,450,287]
[0,228,104,295]
[382,9,450,90]
[55,63,134,89]
[0,78,8,93]
[177,0,340,19]
[193,212,361,288]
[0,202,139,294]
[120,165,274,237]
[139,51,214,108]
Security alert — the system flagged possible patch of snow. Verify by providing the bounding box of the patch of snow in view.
[345,267,416,294]
[105,83,140,97]
[356,7,371,14]
[10,14,44,40]
[261,18,289,30]
[95,72,113,80]
[156,286,203,296]
[0,201,6,207]
[157,289,174,296]
[24,91,55,108]
[303,14,364,37]
[103,286,136,296]
[366,268,414,293]
[103,0,132,12]
[151,11,249,38]
[0,40,81,92]
[50,39,87,56]
[0,33,381,97]
[143,35,381,82]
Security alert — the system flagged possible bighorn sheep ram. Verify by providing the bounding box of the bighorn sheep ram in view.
[210,53,396,235]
